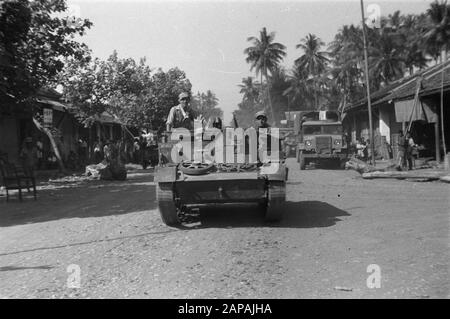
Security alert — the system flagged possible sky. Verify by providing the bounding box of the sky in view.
[68,0,435,124]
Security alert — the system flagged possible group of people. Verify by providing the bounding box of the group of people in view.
[354,130,418,170]
[396,130,418,171]
[132,132,159,169]
[355,137,371,161]
[165,92,270,132]
[11,92,272,173]
[18,137,59,172]
[93,139,133,165]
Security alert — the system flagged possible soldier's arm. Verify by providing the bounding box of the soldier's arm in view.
[166,107,175,131]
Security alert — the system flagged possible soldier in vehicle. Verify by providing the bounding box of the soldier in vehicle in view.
[165,92,196,131]
[254,111,274,163]
[212,117,223,130]
[254,110,270,129]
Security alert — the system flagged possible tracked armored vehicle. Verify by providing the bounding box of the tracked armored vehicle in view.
[155,127,288,226]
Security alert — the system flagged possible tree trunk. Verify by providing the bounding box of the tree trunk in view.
[314,77,318,110]
[32,117,65,171]
[264,68,276,125]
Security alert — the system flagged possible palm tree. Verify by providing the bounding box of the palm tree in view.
[238,76,260,103]
[368,28,406,88]
[424,0,450,62]
[269,66,290,115]
[295,34,329,109]
[399,14,430,75]
[244,27,286,123]
[328,25,364,104]
[285,66,315,110]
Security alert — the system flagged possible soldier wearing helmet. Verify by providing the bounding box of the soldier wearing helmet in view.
[255,110,270,129]
[166,92,196,131]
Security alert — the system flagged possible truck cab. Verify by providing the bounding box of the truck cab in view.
[295,111,348,170]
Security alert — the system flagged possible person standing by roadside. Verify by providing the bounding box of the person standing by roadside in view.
[93,141,103,164]
[36,137,44,170]
[356,138,367,160]
[20,137,37,175]
[133,137,141,164]
[103,140,113,163]
[406,132,417,170]
[78,138,88,167]
[397,130,407,170]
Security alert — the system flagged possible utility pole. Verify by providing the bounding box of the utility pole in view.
[287,94,291,128]
[360,0,375,166]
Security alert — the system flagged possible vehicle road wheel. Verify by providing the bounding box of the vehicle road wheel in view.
[299,151,306,170]
[265,181,285,222]
[156,182,179,226]
[180,161,214,175]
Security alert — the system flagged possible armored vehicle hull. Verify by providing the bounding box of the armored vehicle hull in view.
[155,163,287,226]
[155,127,288,226]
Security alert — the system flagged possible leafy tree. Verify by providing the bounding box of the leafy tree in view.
[268,66,290,118]
[233,77,263,128]
[0,0,92,171]
[0,0,92,106]
[238,76,260,103]
[58,55,108,127]
[190,90,223,122]
[59,51,194,134]
[149,67,192,132]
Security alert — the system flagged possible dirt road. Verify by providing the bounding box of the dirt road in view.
[0,159,448,298]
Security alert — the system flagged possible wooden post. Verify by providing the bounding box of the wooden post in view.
[435,121,441,163]
[440,62,447,159]
[360,0,375,166]
[88,125,92,162]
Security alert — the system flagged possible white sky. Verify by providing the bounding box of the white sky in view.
[68,0,434,123]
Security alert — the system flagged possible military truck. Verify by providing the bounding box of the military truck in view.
[155,126,288,226]
[295,111,349,170]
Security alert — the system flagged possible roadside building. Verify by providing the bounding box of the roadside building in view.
[342,61,450,161]
[1,88,130,168]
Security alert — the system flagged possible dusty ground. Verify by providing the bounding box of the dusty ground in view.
[0,159,448,299]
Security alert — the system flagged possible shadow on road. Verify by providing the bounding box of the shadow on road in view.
[0,229,177,257]
[0,171,156,227]
[180,200,350,229]
[304,160,346,170]
[0,265,54,272]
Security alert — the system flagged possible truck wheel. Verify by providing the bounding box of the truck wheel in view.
[299,151,306,170]
[265,181,285,222]
[156,182,179,226]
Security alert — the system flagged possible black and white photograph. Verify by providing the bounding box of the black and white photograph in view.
[0,0,449,302]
